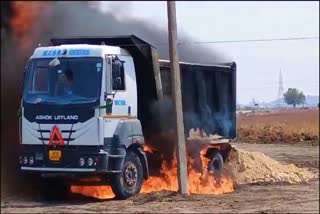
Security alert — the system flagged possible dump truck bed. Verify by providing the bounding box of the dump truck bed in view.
[158,60,236,139]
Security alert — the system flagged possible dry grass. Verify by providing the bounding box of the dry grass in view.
[237,109,319,143]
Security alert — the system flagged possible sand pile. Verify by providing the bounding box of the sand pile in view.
[226,147,318,185]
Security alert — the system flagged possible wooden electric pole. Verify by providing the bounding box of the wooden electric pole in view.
[167,1,189,195]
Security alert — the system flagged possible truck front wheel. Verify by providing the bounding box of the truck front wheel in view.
[110,151,143,200]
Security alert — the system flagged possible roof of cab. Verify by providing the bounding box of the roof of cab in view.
[30,35,154,59]
[31,43,130,59]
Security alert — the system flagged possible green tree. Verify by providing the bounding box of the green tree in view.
[284,88,306,108]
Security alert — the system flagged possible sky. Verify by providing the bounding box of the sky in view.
[99,1,319,104]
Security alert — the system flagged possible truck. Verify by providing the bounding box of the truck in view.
[19,35,236,200]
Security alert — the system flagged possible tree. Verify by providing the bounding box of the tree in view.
[283,88,306,108]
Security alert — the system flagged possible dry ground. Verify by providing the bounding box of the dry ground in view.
[1,143,319,213]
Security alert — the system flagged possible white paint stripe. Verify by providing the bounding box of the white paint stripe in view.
[21,167,96,172]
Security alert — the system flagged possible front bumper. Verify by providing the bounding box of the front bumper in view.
[21,166,96,172]
[19,145,125,175]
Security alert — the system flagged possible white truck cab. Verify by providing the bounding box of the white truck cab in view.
[20,37,151,200]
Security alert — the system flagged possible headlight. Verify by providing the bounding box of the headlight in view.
[29,156,34,165]
[23,156,28,165]
[87,158,94,166]
[79,158,85,167]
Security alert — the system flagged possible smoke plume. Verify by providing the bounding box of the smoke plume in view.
[42,2,227,63]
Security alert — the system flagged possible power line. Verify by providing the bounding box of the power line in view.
[177,36,319,45]
[92,36,319,47]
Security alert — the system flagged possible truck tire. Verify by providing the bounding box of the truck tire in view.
[110,151,143,200]
[41,178,70,201]
[207,151,224,178]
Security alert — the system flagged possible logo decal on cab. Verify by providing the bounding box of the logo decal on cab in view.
[114,100,126,106]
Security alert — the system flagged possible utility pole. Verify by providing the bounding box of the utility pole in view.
[167,1,188,195]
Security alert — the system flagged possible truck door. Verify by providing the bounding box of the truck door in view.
[103,55,137,139]
[110,56,128,116]
[108,56,137,118]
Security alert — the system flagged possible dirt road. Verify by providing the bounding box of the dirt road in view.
[1,143,319,213]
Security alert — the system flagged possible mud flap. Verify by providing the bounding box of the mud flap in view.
[136,146,149,180]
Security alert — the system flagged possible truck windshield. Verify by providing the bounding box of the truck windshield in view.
[23,57,103,105]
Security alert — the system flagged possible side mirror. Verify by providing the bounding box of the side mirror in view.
[112,58,124,91]
[116,77,122,89]
[113,60,122,77]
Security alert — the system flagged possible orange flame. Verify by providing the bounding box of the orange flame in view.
[10,1,51,55]
[71,185,115,199]
[71,145,234,199]
[143,144,156,153]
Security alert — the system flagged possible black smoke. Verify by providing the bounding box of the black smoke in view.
[39,2,227,63]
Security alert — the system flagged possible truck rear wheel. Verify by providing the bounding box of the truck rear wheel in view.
[110,151,143,200]
[207,151,224,178]
[42,178,70,201]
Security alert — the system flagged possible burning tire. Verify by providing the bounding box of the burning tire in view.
[207,151,224,178]
[41,178,70,201]
[110,151,143,200]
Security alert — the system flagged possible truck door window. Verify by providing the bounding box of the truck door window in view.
[112,59,125,90]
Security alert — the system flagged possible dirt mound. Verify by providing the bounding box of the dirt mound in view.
[131,190,214,204]
[131,191,184,204]
[226,147,318,185]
